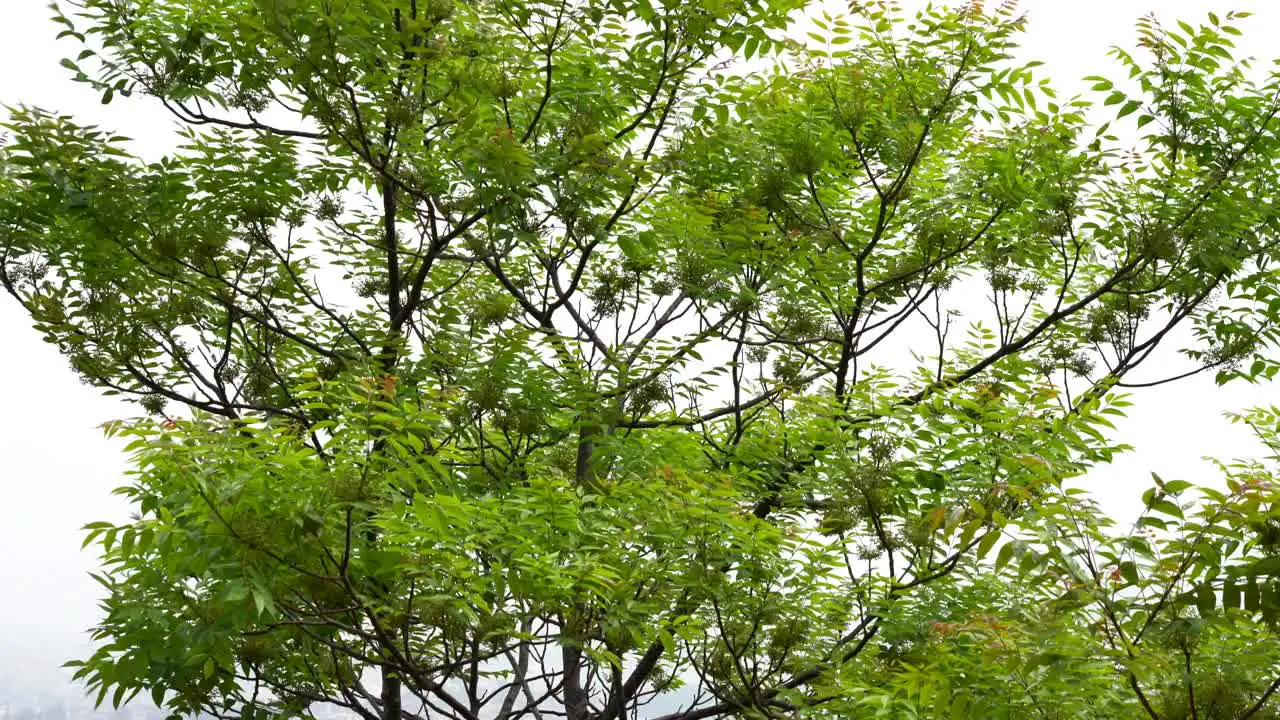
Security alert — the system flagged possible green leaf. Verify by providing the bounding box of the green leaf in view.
[1195,583,1216,616]
[995,541,1017,573]
[1240,556,1280,577]
[1118,561,1139,585]
[1224,581,1242,610]
[976,530,1000,560]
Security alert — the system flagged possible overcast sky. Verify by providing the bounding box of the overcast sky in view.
[3,0,1280,710]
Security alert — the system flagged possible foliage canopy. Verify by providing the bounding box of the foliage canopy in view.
[5,0,1280,718]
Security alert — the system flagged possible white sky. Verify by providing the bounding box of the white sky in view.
[3,0,1280,709]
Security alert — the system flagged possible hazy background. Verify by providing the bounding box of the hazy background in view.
[3,0,1279,713]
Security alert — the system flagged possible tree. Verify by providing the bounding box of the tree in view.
[4,1,1280,718]
[831,407,1280,720]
